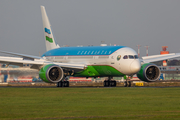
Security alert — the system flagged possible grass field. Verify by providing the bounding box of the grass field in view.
[0,87,180,120]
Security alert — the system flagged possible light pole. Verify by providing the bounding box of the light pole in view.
[144,45,149,56]
[136,45,141,57]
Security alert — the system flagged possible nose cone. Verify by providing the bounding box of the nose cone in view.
[130,60,141,74]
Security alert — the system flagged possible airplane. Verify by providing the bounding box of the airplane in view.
[0,5,180,87]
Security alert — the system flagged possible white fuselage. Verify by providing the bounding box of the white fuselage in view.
[44,47,141,76]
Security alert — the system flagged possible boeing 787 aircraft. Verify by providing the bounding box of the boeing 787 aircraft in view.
[0,6,180,87]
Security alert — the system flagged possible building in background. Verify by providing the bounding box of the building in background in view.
[0,64,39,83]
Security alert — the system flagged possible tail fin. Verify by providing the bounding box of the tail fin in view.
[41,6,60,51]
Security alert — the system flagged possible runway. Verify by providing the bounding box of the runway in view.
[1,81,180,88]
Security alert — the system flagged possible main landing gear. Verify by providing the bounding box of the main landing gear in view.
[104,77,116,87]
[57,81,69,87]
[57,77,69,87]
[103,77,132,87]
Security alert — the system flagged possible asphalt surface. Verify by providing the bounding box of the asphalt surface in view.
[0,81,180,88]
[1,80,180,88]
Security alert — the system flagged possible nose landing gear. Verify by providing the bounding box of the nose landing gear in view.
[124,80,132,87]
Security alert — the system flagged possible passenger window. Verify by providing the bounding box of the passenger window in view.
[123,55,128,59]
[129,55,134,59]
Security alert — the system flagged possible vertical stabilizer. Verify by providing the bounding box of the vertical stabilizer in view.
[41,6,59,51]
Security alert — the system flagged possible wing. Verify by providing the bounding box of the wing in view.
[0,50,42,60]
[0,51,86,71]
[141,53,180,63]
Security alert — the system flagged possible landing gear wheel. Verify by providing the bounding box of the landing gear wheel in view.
[114,80,117,87]
[64,81,69,87]
[67,81,69,87]
[128,81,132,87]
[57,81,69,87]
[124,81,128,87]
[104,80,110,87]
[110,80,116,87]
[103,80,106,87]
[57,81,62,87]
[56,82,59,87]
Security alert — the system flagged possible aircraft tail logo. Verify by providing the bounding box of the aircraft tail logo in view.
[45,28,53,43]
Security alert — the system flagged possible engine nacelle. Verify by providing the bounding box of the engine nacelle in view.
[39,64,64,83]
[137,63,161,82]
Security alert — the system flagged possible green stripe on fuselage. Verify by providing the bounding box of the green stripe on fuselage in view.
[74,65,125,77]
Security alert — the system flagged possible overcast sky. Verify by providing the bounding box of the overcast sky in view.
[0,0,180,57]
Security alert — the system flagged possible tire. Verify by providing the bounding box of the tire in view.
[63,81,67,87]
[57,81,62,87]
[59,81,63,87]
[56,82,59,87]
[104,80,109,87]
[114,81,116,87]
[66,81,69,87]
[128,81,131,87]
[64,81,69,87]
[110,80,116,87]
[124,81,128,87]
[104,80,107,87]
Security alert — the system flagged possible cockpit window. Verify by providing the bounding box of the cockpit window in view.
[123,55,128,59]
[134,55,138,59]
[123,55,139,59]
[129,55,134,59]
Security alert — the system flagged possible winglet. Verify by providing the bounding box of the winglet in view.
[41,6,60,51]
